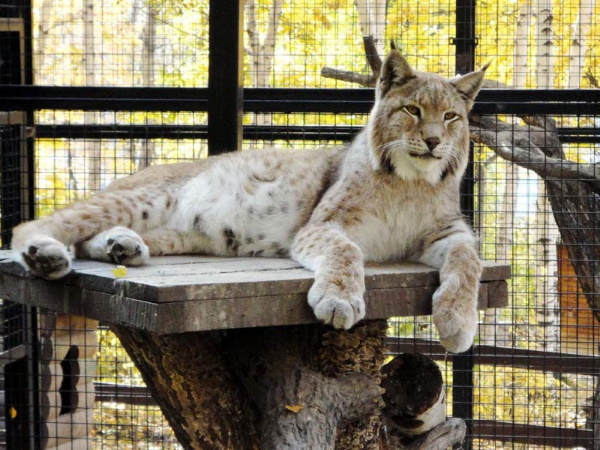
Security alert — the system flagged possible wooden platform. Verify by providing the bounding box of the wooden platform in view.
[0,250,510,334]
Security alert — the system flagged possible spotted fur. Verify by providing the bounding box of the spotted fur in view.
[11,50,486,353]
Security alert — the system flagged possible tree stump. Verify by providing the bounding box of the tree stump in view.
[112,320,388,449]
[112,321,467,450]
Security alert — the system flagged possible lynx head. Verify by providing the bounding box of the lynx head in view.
[367,48,487,185]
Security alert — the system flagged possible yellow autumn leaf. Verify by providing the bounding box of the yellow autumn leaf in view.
[112,265,128,278]
[9,407,17,419]
[285,405,303,413]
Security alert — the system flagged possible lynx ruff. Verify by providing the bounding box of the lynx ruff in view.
[12,50,487,353]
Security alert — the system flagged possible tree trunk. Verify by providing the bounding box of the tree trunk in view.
[533,181,560,352]
[111,321,390,449]
[110,325,260,449]
[513,1,531,88]
[36,0,53,78]
[381,352,445,437]
[566,0,596,88]
[139,0,157,169]
[480,162,516,346]
[534,0,555,88]
[245,0,284,135]
[533,0,560,353]
[83,0,102,192]
[354,0,388,56]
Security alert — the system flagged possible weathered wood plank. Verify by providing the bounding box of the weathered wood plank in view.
[5,260,508,304]
[0,277,503,335]
[0,251,510,333]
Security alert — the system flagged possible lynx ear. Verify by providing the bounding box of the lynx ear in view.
[378,49,416,96]
[450,63,489,105]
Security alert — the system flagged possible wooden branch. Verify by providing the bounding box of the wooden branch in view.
[363,35,382,76]
[320,34,382,87]
[584,70,600,88]
[470,118,600,192]
[321,67,376,87]
[470,128,600,190]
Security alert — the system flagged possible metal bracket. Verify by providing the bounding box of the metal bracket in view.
[449,37,479,46]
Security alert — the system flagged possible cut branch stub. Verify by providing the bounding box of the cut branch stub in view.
[381,353,446,437]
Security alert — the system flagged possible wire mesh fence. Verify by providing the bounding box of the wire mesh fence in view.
[1,0,599,448]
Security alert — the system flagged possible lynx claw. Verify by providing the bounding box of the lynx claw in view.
[20,237,72,280]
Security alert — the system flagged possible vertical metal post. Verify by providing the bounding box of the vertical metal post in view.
[1,1,40,448]
[207,0,244,155]
[453,1,477,448]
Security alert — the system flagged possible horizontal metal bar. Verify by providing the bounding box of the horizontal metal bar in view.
[473,419,592,448]
[386,337,600,376]
[2,85,600,114]
[34,124,600,144]
[35,124,362,141]
[94,381,157,406]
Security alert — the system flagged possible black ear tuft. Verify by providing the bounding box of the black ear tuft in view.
[450,65,488,106]
[379,50,416,96]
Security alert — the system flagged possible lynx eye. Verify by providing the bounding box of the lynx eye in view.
[444,111,458,121]
[404,105,421,116]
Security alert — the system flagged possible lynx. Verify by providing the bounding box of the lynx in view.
[11,49,486,353]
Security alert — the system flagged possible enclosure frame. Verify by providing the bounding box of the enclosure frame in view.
[1,0,600,448]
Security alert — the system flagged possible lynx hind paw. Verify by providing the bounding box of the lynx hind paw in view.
[20,237,72,280]
[432,276,478,354]
[105,228,149,266]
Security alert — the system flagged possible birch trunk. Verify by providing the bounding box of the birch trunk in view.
[36,0,53,78]
[534,0,555,88]
[532,0,560,352]
[567,0,596,88]
[354,0,388,55]
[83,0,102,192]
[513,1,531,88]
[479,162,516,346]
[533,182,560,352]
[245,0,284,135]
[139,0,157,169]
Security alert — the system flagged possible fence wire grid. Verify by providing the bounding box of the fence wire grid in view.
[1,0,599,449]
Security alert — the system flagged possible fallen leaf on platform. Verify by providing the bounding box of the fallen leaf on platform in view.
[112,265,128,278]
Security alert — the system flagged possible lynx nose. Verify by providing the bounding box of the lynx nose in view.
[424,137,441,151]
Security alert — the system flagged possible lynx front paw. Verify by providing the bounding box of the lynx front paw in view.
[105,227,149,266]
[20,237,72,280]
[308,275,366,330]
[312,295,365,330]
[432,274,478,354]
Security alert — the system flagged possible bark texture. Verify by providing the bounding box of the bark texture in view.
[112,321,390,449]
[111,325,260,449]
